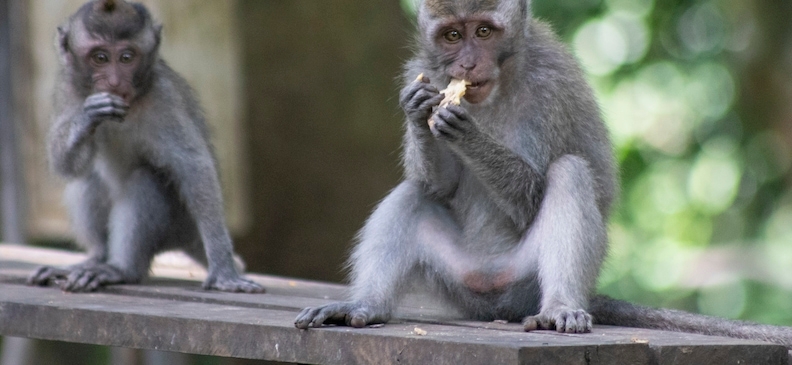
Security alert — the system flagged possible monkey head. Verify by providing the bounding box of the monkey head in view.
[57,0,162,104]
[417,0,529,104]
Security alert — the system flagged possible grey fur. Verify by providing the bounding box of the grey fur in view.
[27,5,263,293]
[295,0,614,333]
[590,296,792,349]
[295,0,792,350]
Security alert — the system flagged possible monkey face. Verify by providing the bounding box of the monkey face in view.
[431,17,505,104]
[58,0,161,104]
[72,38,141,103]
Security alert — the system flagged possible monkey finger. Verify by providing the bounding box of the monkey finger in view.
[405,89,436,110]
[85,94,129,109]
[555,315,569,333]
[523,314,554,331]
[307,307,337,328]
[237,280,266,293]
[575,310,593,333]
[85,92,112,104]
[522,316,540,331]
[294,307,317,329]
[400,82,439,107]
[85,101,128,117]
[62,269,96,292]
[87,106,127,120]
[443,104,472,122]
[294,305,338,328]
[418,93,444,110]
[203,275,266,293]
[406,92,443,120]
[27,266,58,286]
[553,310,592,333]
[105,93,129,106]
[430,120,460,142]
[348,314,369,328]
[87,273,106,292]
[228,278,265,293]
[434,108,466,133]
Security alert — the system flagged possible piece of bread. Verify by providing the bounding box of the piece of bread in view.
[426,76,470,128]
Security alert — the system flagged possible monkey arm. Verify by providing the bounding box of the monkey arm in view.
[171,153,237,275]
[399,74,461,198]
[153,126,262,293]
[48,107,99,178]
[463,135,544,231]
[429,106,545,230]
[49,91,129,177]
[403,122,462,198]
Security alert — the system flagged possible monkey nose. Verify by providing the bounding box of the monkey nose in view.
[461,63,476,71]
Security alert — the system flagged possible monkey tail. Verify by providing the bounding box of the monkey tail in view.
[589,294,792,350]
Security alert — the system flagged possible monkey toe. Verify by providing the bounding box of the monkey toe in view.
[294,307,317,329]
[203,276,265,293]
[524,309,592,333]
[347,312,370,328]
[294,302,384,329]
[555,310,592,333]
[27,266,61,286]
[293,305,343,329]
[62,269,98,292]
[522,315,549,331]
[231,278,265,293]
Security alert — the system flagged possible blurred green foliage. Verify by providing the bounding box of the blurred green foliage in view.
[402,0,792,325]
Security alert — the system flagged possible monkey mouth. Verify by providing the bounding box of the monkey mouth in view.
[463,80,494,104]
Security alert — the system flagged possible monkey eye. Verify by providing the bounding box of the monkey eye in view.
[91,52,110,65]
[443,30,462,43]
[475,26,492,39]
[119,51,135,64]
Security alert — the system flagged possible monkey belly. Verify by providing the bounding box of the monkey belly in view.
[444,273,542,322]
[462,268,515,293]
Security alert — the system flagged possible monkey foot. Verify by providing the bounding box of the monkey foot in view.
[294,301,390,329]
[27,263,125,292]
[523,307,592,333]
[202,275,265,293]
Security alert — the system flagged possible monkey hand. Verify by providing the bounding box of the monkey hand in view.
[294,301,391,329]
[202,272,265,293]
[400,74,443,127]
[430,104,478,142]
[523,306,593,333]
[27,263,125,292]
[83,92,129,125]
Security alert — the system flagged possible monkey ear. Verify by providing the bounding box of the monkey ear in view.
[56,26,68,52]
[56,26,73,64]
[153,23,163,51]
[494,0,532,38]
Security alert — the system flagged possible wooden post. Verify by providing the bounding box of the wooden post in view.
[0,0,26,244]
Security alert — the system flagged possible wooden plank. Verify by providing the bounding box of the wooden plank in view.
[0,244,788,364]
[0,284,659,365]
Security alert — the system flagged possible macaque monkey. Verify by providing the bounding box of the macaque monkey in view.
[27,0,264,293]
[295,0,792,349]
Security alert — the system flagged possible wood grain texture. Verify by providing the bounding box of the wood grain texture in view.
[0,244,788,364]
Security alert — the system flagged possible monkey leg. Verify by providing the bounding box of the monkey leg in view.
[27,174,111,288]
[184,244,263,293]
[521,155,608,333]
[53,168,172,292]
[295,180,442,329]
